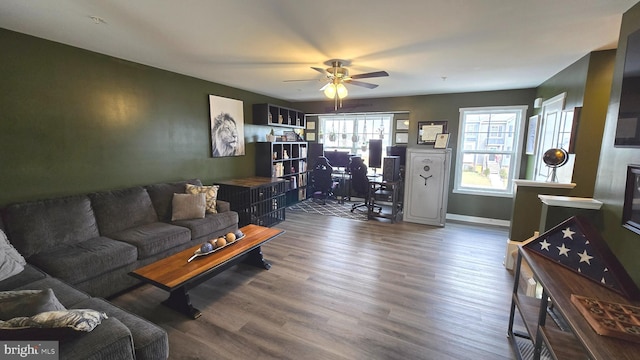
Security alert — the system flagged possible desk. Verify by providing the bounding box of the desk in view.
[368,180,403,223]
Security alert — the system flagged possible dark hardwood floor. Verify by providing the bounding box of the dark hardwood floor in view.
[111,211,517,360]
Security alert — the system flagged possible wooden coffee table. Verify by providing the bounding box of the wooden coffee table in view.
[130,224,284,319]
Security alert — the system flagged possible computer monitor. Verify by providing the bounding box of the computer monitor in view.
[323,150,351,168]
[369,140,383,169]
[386,145,407,166]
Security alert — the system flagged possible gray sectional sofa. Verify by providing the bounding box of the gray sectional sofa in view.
[0,179,239,360]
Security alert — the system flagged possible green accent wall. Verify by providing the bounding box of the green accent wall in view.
[295,88,537,221]
[0,28,291,207]
[510,50,615,242]
[593,2,640,285]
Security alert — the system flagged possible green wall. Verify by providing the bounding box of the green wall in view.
[0,28,290,207]
[295,88,537,221]
[593,2,640,285]
[509,50,615,241]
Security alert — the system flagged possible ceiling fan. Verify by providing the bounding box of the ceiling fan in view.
[287,59,389,109]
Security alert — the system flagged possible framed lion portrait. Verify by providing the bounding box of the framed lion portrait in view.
[209,95,245,157]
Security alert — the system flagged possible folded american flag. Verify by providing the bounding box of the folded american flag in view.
[523,216,640,300]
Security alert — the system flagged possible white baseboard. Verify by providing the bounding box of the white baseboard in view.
[445,213,510,228]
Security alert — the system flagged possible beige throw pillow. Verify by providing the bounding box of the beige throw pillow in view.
[171,193,206,221]
[185,184,219,214]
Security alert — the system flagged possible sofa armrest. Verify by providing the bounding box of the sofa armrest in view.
[216,200,230,213]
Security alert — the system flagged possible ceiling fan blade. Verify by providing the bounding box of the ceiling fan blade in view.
[319,83,330,91]
[344,79,379,89]
[312,67,329,75]
[349,70,389,79]
[283,78,321,82]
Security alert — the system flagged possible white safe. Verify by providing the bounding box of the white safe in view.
[403,149,452,226]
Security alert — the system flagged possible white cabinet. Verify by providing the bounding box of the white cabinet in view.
[403,149,451,226]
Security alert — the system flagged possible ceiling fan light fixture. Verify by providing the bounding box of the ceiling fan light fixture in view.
[336,83,348,99]
[323,83,336,99]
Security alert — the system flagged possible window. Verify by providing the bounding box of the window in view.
[454,106,527,197]
[318,113,393,168]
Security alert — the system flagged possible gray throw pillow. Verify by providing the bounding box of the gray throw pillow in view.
[171,193,206,221]
[0,289,66,320]
[0,229,26,282]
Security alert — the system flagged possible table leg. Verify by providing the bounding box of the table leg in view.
[243,246,271,270]
[162,287,201,319]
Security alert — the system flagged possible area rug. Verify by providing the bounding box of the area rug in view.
[287,198,368,221]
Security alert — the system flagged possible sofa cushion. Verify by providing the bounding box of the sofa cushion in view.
[146,179,203,222]
[14,277,90,308]
[109,222,191,259]
[0,264,47,291]
[185,184,219,213]
[0,288,66,320]
[59,316,135,359]
[216,199,231,213]
[0,324,79,341]
[73,297,168,360]
[89,187,158,236]
[0,229,26,281]
[171,193,206,221]
[172,211,239,240]
[4,195,100,258]
[1,316,133,359]
[28,237,138,285]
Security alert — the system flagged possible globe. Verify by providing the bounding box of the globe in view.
[543,148,568,182]
[543,148,569,168]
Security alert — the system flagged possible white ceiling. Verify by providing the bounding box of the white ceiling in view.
[1,0,637,102]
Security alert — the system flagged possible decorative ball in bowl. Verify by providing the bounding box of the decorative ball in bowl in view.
[200,242,214,253]
[216,237,226,247]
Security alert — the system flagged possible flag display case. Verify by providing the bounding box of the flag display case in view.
[508,216,640,359]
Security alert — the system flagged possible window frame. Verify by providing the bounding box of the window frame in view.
[453,105,528,198]
[317,113,393,166]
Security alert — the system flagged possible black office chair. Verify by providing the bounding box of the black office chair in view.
[350,157,381,214]
[310,156,335,205]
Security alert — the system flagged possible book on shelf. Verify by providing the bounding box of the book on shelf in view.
[273,163,284,178]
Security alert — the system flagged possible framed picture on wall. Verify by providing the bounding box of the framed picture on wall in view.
[395,132,408,144]
[209,95,245,157]
[396,119,409,130]
[525,115,540,155]
[418,121,447,144]
[306,121,316,130]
